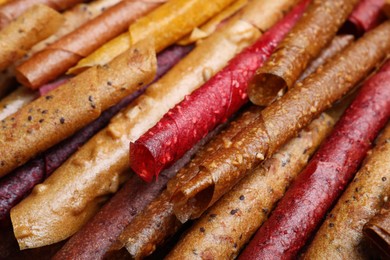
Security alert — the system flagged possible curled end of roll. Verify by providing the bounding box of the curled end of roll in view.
[248,72,286,106]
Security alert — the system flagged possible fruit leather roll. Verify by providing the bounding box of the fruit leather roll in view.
[364,197,390,259]
[345,0,386,36]
[118,106,262,259]
[0,0,85,29]
[0,41,156,178]
[52,117,223,260]
[0,44,192,222]
[26,0,123,62]
[239,57,390,260]
[167,112,334,260]
[130,0,309,182]
[304,121,390,259]
[171,21,390,223]
[0,4,64,71]
[16,0,162,88]
[10,17,260,250]
[69,0,237,74]
[247,0,359,106]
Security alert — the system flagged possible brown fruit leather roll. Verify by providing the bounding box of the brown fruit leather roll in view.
[247,0,359,106]
[0,0,84,29]
[304,123,390,259]
[364,197,390,259]
[16,0,162,88]
[10,16,260,250]
[53,116,223,260]
[118,107,262,259]
[0,41,156,178]
[167,113,334,260]
[171,21,390,223]
[0,4,64,71]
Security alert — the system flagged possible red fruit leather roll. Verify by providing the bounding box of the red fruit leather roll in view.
[16,0,162,88]
[130,0,310,182]
[0,0,84,29]
[53,118,223,260]
[0,44,193,221]
[239,60,390,260]
[344,0,386,36]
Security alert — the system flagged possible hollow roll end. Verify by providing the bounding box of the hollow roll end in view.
[248,72,287,106]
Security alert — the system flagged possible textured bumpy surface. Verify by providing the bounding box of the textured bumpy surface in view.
[247,0,360,106]
[0,42,157,178]
[130,0,310,182]
[0,45,191,221]
[171,21,390,223]
[16,0,162,88]
[0,4,64,71]
[240,60,390,260]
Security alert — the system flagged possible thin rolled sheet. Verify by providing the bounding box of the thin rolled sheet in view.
[0,0,84,29]
[26,0,123,62]
[16,0,161,88]
[0,4,64,71]
[168,113,334,260]
[0,41,156,178]
[344,0,386,36]
[364,197,390,259]
[239,57,390,260]
[130,0,310,182]
[177,0,248,45]
[0,87,38,121]
[69,0,237,74]
[10,18,259,250]
[247,0,360,106]
[304,121,390,259]
[0,44,192,223]
[171,21,390,223]
[53,116,221,260]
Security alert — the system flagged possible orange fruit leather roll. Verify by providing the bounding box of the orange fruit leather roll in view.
[0,0,85,29]
[0,4,64,71]
[0,41,156,178]
[0,87,38,121]
[16,0,163,88]
[170,21,390,223]
[247,0,360,106]
[167,112,335,260]
[9,7,262,249]
[117,34,353,259]
[303,123,390,259]
[69,0,237,74]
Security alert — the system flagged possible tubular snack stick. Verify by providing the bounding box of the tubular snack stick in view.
[364,197,390,258]
[10,17,260,249]
[0,45,192,223]
[119,107,262,259]
[0,41,156,178]
[168,113,335,260]
[0,0,84,29]
[177,0,249,45]
[345,0,386,36]
[247,0,359,106]
[0,4,64,71]
[304,122,390,259]
[69,0,237,74]
[239,59,390,260]
[171,21,390,223]
[16,0,162,88]
[26,0,123,61]
[0,87,37,121]
[130,0,310,182]
[53,117,220,260]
